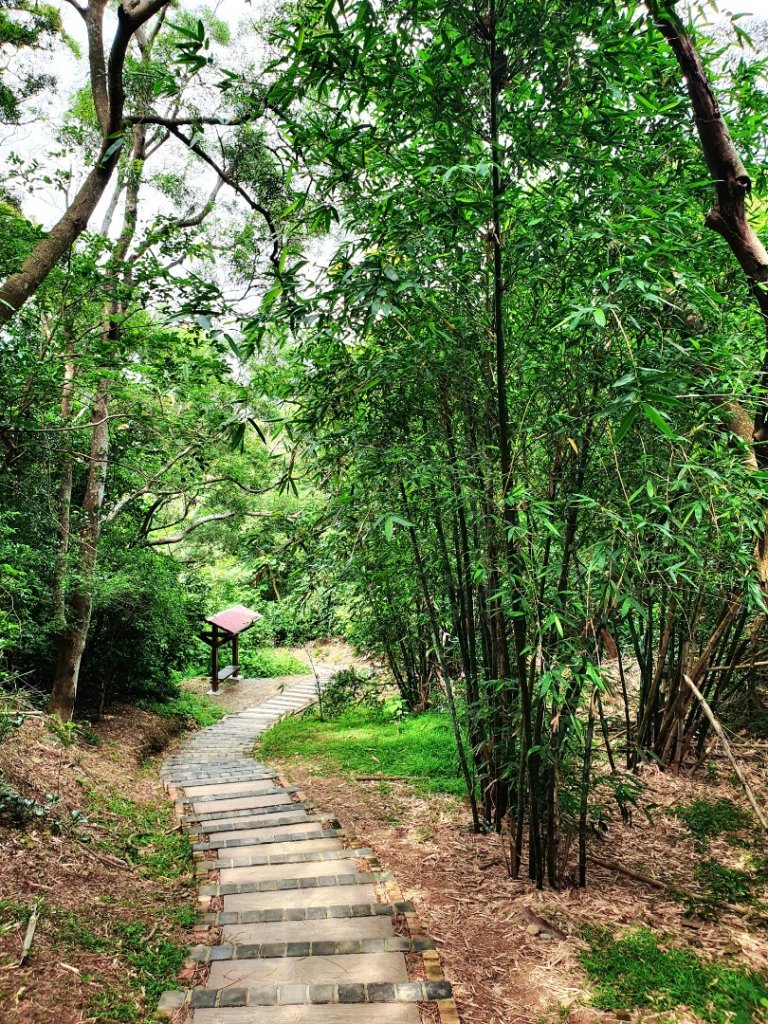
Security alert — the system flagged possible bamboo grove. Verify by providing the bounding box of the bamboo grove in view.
[247,0,768,887]
[3,0,768,888]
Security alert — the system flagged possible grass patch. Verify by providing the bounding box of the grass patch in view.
[239,645,307,678]
[0,900,187,1022]
[683,857,768,920]
[85,789,193,881]
[142,691,225,728]
[669,798,753,850]
[258,705,466,796]
[696,859,753,904]
[55,908,185,1022]
[581,927,768,1024]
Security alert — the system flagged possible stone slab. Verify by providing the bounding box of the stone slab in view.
[208,952,407,988]
[220,838,343,861]
[192,1004,420,1023]
[193,793,294,814]
[184,779,279,798]
[220,859,360,884]
[223,884,379,913]
[220,916,395,946]
[208,818,312,844]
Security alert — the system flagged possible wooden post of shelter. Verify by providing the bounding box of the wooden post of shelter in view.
[198,605,262,695]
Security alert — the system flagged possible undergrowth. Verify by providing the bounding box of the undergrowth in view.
[239,645,307,678]
[84,788,192,880]
[669,798,753,850]
[0,900,186,1023]
[258,703,465,796]
[141,691,225,728]
[581,927,768,1024]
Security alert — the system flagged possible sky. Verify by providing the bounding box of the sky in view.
[6,0,768,234]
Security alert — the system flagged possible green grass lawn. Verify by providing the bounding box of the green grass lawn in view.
[258,706,466,796]
[581,927,768,1024]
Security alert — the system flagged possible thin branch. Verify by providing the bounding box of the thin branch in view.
[125,115,255,127]
[17,414,129,434]
[103,441,198,524]
[145,510,237,545]
[165,124,280,267]
[145,509,296,546]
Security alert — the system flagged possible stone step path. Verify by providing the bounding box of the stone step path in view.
[157,675,459,1024]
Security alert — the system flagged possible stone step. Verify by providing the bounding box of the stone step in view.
[220,914,396,946]
[166,769,273,782]
[186,792,299,819]
[173,775,279,789]
[188,808,310,835]
[198,870,392,897]
[182,779,281,797]
[200,901,413,927]
[176,783,289,804]
[173,1004,421,1024]
[214,837,346,862]
[212,846,363,870]
[215,850,371,881]
[193,827,344,852]
[160,979,451,1012]
[199,811,328,835]
[206,952,408,989]
[189,936,435,962]
[195,812,319,843]
[164,759,266,769]
[220,885,384,915]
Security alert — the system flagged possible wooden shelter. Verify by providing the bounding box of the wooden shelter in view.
[199,604,262,694]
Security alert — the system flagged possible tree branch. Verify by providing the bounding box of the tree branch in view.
[165,125,280,267]
[103,441,198,524]
[125,115,255,127]
[145,511,237,545]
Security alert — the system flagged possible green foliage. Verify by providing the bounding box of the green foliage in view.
[695,859,754,905]
[0,2,64,123]
[143,691,225,728]
[84,790,192,881]
[54,908,187,1022]
[581,927,768,1024]
[319,667,381,718]
[79,544,207,705]
[259,704,466,796]
[237,640,307,678]
[670,799,753,850]
[0,779,59,827]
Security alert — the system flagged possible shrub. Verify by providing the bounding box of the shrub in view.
[319,667,382,717]
[236,636,307,678]
[79,541,206,706]
[141,692,225,728]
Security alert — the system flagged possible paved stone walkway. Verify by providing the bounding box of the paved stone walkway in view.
[157,676,458,1024]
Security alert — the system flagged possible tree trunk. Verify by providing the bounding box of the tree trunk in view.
[52,339,77,630]
[49,383,110,720]
[0,0,168,324]
[649,1,768,581]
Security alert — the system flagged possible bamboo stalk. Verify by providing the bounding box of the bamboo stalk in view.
[684,675,768,831]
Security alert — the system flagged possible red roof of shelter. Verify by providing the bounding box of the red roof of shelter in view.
[206,604,262,635]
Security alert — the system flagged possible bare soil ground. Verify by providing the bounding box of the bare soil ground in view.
[274,739,768,1024]
[0,707,192,1024]
[181,673,289,713]
[180,640,364,713]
